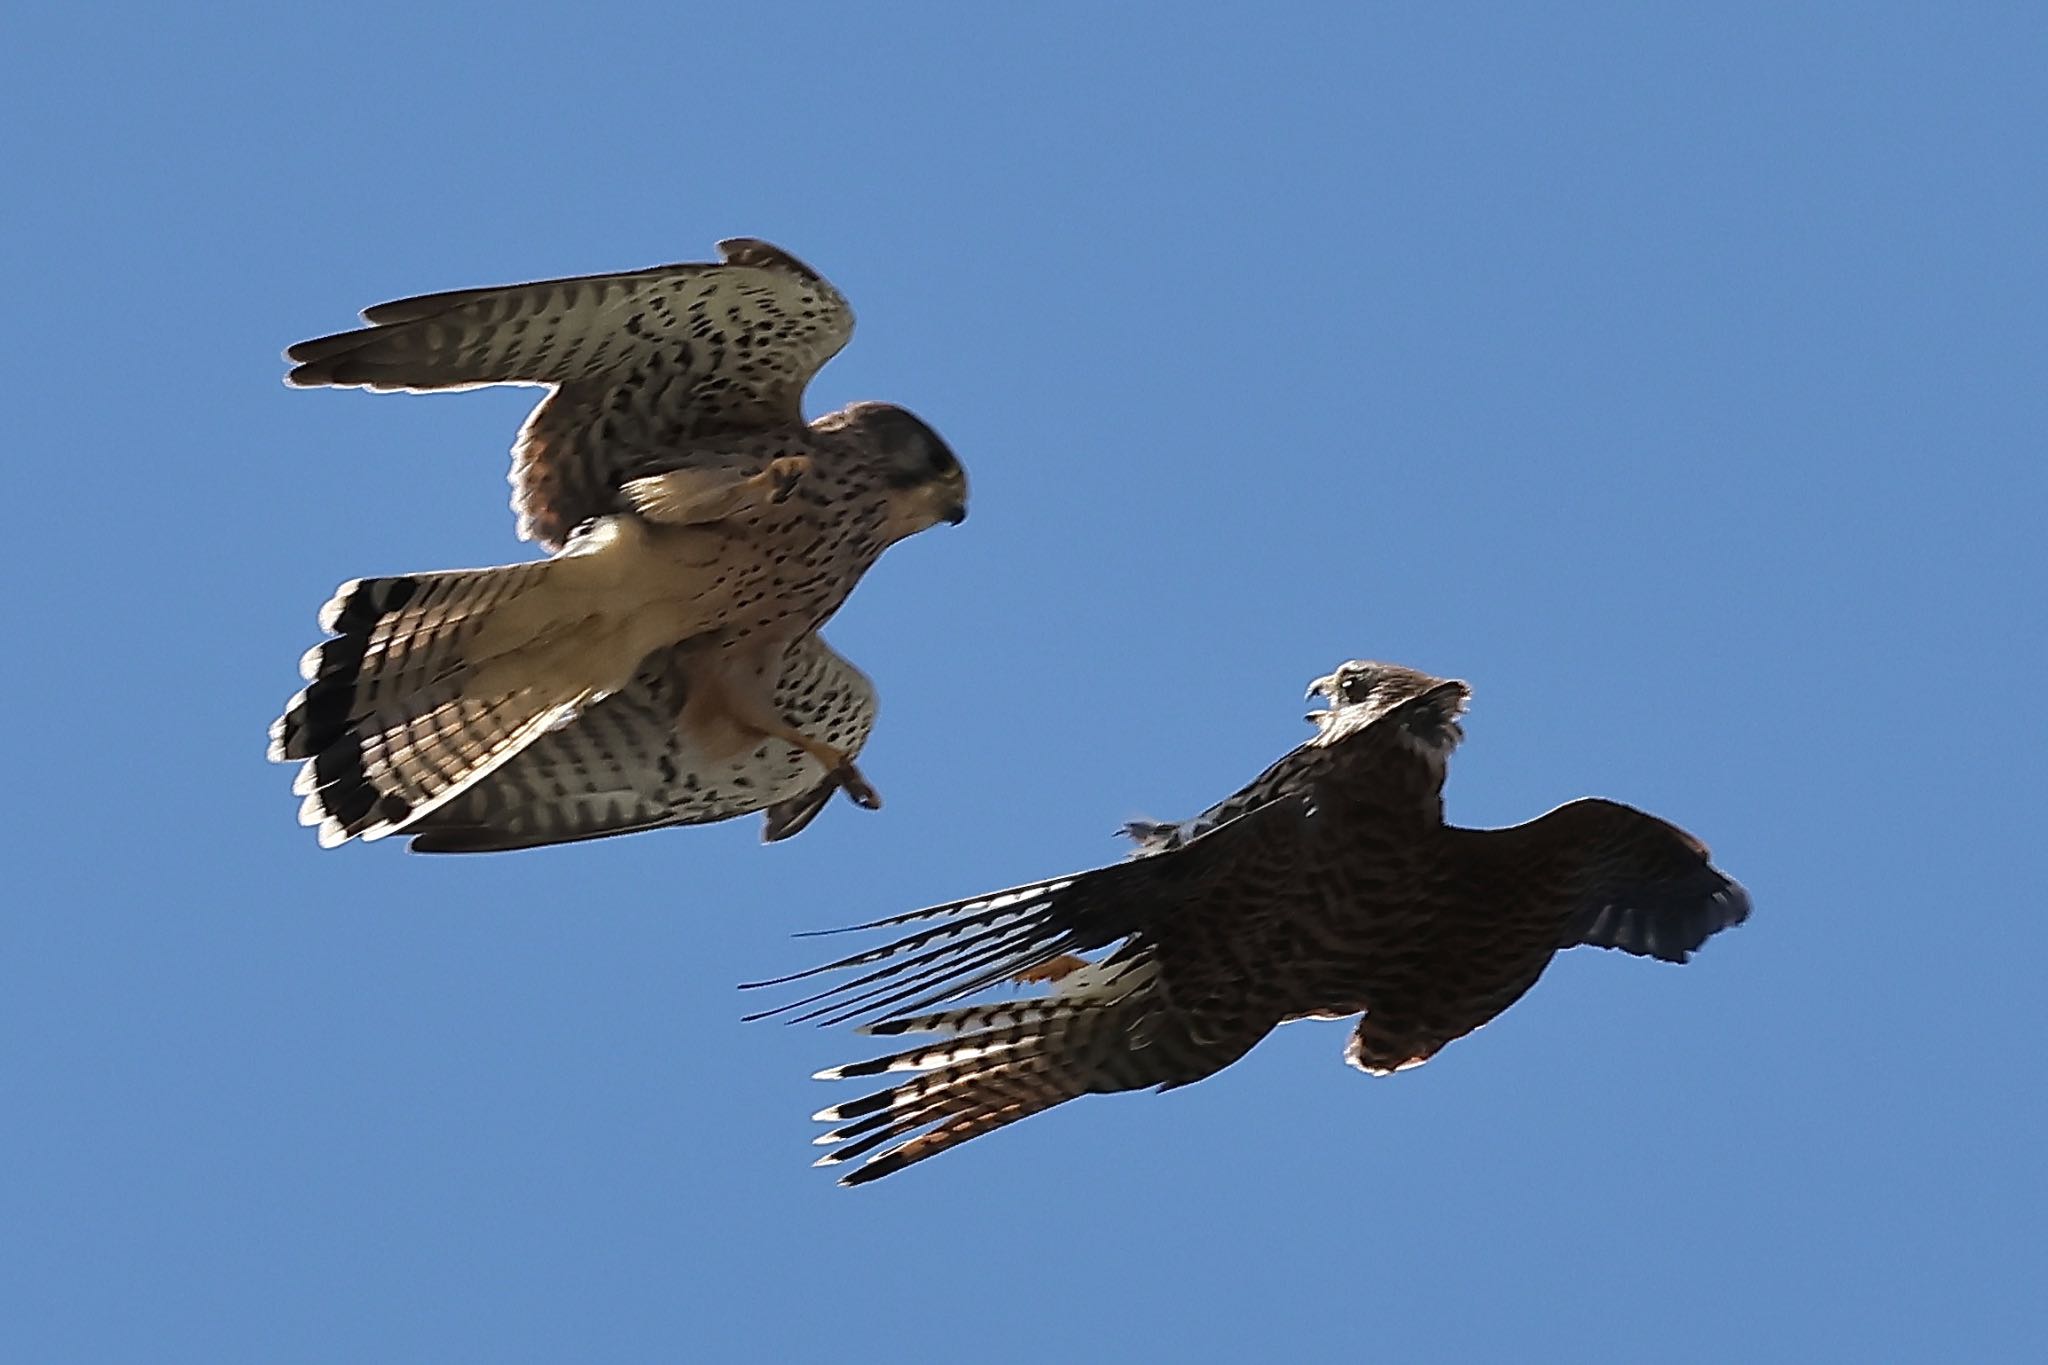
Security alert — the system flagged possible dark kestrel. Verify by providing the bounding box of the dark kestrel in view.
[751,661,1750,1185]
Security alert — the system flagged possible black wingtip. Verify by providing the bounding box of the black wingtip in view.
[837,1154,903,1188]
[821,1086,897,1121]
[284,361,347,388]
[826,1053,900,1081]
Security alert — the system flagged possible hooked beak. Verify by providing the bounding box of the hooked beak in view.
[943,501,967,526]
[1303,672,1338,725]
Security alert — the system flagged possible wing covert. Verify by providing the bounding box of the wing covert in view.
[1457,799,1750,964]
[283,238,854,546]
[1122,739,1325,857]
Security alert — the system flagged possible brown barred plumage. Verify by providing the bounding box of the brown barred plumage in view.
[751,661,1750,1184]
[271,240,967,850]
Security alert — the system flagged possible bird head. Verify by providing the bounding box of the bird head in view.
[1305,661,1471,758]
[838,401,969,538]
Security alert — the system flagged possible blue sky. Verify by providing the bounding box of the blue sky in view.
[5,4,2043,1360]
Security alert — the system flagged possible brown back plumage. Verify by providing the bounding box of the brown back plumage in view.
[752,661,1749,1184]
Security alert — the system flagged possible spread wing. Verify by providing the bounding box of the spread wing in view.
[747,798,1310,1183]
[1121,737,1325,856]
[284,238,853,549]
[403,633,876,853]
[1454,798,1752,965]
[1115,676,1452,857]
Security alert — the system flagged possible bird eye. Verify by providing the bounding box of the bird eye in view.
[1341,673,1374,702]
[926,443,957,473]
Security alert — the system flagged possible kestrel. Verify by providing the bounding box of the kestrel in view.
[269,239,967,850]
[751,661,1750,1185]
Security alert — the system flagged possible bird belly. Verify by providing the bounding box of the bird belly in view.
[1334,939,1556,1074]
[458,515,859,719]
[666,636,808,762]
[633,520,852,646]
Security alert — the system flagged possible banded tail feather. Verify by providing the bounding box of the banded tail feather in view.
[745,805,1302,1183]
[743,856,1243,1184]
[742,800,1295,1028]
[812,1044,1083,1186]
[804,970,1251,1186]
[398,631,881,853]
[269,560,599,847]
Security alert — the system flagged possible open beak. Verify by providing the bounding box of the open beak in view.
[1303,672,1338,724]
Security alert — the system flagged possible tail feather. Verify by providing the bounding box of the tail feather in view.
[770,802,1310,1186]
[270,561,595,847]
[856,955,1157,1042]
[821,1016,1049,1080]
[784,926,1082,1030]
[803,953,1222,1186]
[737,873,1094,1025]
[813,1045,1080,1186]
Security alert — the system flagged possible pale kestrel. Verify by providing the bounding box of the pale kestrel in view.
[269,240,967,850]
[751,661,1750,1185]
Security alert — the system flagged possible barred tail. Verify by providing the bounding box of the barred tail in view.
[268,561,592,847]
[807,956,1256,1186]
[809,1006,1126,1186]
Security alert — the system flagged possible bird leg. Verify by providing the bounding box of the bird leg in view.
[672,649,882,811]
[755,718,883,811]
[621,456,810,526]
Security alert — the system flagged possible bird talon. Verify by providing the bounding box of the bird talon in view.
[765,457,808,503]
[833,762,883,810]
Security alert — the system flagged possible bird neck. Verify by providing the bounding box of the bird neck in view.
[1312,735,1448,831]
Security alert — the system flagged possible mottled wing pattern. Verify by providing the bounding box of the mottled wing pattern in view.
[269,559,597,848]
[285,239,853,548]
[405,633,877,853]
[1456,798,1753,964]
[750,799,1311,1183]
[1121,739,1327,857]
